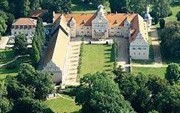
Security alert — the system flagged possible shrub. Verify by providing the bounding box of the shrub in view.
[159,19,165,29]
[176,11,180,21]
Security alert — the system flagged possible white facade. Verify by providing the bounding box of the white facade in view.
[65,5,150,60]
[10,18,37,44]
[130,33,149,60]
[92,5,109,39]
[144,7,152,31]
[11,26,36,43]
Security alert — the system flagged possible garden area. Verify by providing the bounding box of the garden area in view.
[165,5,180,22]
[0,49,32,80]
[132,67,167,78]
[79,44,114,78]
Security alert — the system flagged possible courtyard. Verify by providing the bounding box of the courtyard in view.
[79,44,114,78]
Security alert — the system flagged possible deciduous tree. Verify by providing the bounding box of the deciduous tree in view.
[165,63,180,84]
[13,34,28,55]
[160,22,180,59]
[75,72,135,113]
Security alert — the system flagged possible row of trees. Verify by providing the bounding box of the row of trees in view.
[109,0,172,23]
[75,63,180,113]
[0,63,54,113]
[31,18,46,67]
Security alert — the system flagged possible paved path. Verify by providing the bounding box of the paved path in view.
[0,55,29,68]
[150,27,163,65]
[132,64,167,68]
[65,41,81,86]
[0,36,9,49]
[116,38,130,72]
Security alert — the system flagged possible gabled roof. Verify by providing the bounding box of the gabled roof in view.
[30,9,48,18]
[12,18,37,26]
[43,22,70,69]
[61,13,137,27]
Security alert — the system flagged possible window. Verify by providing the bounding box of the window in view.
[133,48,136,50]
[138,48,141,50]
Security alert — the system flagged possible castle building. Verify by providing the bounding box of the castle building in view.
[42,5,151,85]
[55,5,150,60]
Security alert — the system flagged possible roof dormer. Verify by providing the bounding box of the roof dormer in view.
[124,17,130,28]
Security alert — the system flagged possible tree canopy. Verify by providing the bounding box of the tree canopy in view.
[13,34,28,55]
[165,63,180,84]
[2,63,54,113]
[150,0,172,20]
[160,22,180,59]
[75,72,135,113]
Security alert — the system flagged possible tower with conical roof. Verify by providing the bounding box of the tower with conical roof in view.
[144,6,152,31]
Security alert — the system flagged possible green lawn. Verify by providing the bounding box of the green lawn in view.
[132,67,167,78]
[0,56,32,80]
[165,5,180,22]
[79,44,114,78]
[44,96,81,113]
[71,0,110,13]
[0,68,18,80]
[0,49,15,64]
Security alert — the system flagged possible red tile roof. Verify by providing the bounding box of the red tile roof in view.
[12,18,37,26]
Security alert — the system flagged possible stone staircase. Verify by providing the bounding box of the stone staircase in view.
[65,41,81,86]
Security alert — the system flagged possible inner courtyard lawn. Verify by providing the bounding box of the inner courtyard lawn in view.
[132,67,167,78]
[79,44,114,78]
[44,96,81,113]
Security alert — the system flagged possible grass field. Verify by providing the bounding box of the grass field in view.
[165,5,180,22]
[132,67,167,78]
[0,56,32,80]
[44,96,81,113]
[71,0,110,13]
[79,44,114,78]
